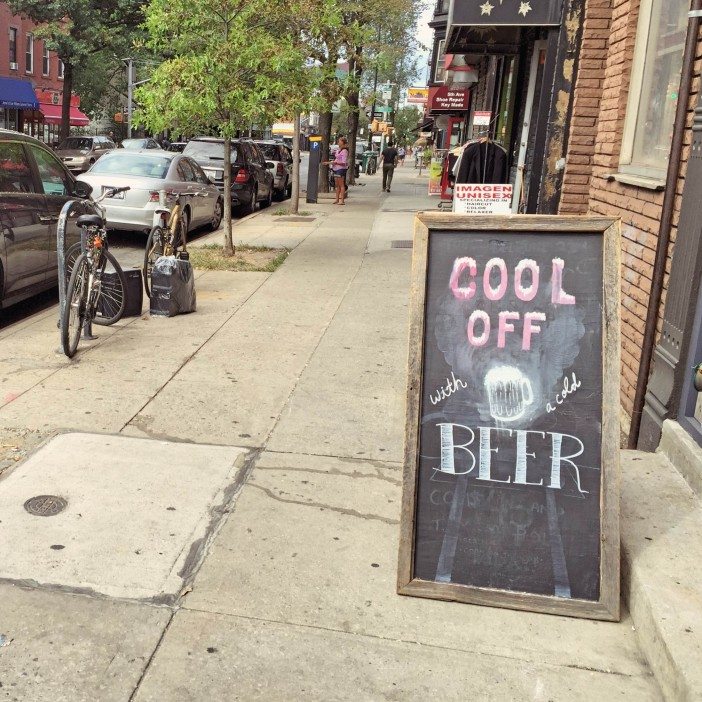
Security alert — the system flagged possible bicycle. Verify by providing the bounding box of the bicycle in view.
[60,186,130,358]
[143,191,189,298]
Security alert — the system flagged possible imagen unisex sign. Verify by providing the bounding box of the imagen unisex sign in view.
[397,213,621,620]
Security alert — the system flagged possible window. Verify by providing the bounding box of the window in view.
[434,39,446,84]
[0,142,35,193]
[178,158,196,182]
[28,145,70,196]
[620,0,688,180]
[42,43,50,75]
[8,28,17,67]
[25,34,33,74]
[189,159,210,185]
[58,58,64,79]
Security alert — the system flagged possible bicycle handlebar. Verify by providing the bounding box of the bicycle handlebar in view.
[93,186,131,204]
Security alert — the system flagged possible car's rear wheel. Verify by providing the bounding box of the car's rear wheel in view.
[243,186,257,215]
[209,198,223,231]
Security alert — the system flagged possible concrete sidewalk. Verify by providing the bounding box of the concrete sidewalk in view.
[0,168,662,700]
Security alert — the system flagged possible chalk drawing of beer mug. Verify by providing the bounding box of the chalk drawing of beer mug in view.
[484,365,534,422]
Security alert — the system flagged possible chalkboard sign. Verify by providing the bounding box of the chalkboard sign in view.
[397,214,621,621]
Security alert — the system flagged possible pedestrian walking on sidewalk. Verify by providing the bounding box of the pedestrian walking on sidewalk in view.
[323,136,349,205]
[398,146,406,166]
[380,141,399,193]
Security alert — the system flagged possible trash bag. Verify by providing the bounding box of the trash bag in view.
[149,255,196,317]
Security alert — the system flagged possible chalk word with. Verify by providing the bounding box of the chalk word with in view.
[546,372,582,414]
[430,371,468,406]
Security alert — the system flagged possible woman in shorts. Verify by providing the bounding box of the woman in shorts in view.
[324,137,349,205]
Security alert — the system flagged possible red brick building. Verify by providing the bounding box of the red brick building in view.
[0,2,88,142]
[559,0,701,449]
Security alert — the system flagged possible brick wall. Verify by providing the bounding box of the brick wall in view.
[560,0,702,423]
[0,2,64,92]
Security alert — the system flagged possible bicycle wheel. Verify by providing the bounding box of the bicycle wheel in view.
[93,249,127,326]
[64,242,82,285]
[61,252,89,358]
[143,226,165,298]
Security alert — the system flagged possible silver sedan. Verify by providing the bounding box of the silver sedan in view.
[77,150,223,234]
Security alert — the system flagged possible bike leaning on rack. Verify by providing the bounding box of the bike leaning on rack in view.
[143,191,190,299]
[60,186,130,358]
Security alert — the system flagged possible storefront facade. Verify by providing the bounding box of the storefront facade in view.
[432,0,586,213]
[0,2,87,143]
[557,0,701,450]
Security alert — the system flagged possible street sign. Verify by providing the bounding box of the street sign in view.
[398,214,621,621]
[453,183,513,214]
[473,111,492,126]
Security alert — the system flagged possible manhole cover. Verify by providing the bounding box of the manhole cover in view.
[24,495,67,517]
[391,240,413,249]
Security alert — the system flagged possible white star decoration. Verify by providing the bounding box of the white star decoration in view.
[480,1,494,15]
[518,1,532,15]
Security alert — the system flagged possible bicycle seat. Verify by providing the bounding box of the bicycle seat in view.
[76,214,104,228]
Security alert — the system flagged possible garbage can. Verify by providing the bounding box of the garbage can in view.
[362,151,377,175]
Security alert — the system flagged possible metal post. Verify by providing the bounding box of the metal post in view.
[291,112,301,214]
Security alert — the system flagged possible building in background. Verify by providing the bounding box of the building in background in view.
[0,2,89,143]
[425,0,702,454]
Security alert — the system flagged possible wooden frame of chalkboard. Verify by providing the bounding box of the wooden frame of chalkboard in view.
[397,213,621,621]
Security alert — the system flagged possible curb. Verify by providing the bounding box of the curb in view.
[621,449,702,701]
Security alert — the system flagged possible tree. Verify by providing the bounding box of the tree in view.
[136,0,309,255]
[9,0,143,140]
[393,105,422,146]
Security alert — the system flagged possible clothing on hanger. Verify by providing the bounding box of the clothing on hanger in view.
[455,140,508,184]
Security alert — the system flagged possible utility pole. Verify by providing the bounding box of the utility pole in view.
[126,58,133,138]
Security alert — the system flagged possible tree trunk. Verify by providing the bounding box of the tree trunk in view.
[222,136,234,256]
[346,49,363,185]
[291,112,301,215]
[60,63,73,142]
[318,110,332,193]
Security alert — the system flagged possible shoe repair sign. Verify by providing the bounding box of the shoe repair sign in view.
[397,213,622,621]
[453,183,513,214]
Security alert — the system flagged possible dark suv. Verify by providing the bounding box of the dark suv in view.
[0,129,94,309]
[182,137,274,214]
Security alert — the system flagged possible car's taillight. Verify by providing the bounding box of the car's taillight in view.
[234,168,249,184]
[149,191,160,202]
[276,163,285,175]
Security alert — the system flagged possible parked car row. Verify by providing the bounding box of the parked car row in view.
[0,128,298,310]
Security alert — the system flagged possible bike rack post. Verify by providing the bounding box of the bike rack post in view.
[57,200,77,328]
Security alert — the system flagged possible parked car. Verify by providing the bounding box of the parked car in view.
[55,135,116,173]
[183,137,274,214]
[77,150,223,235]
[167,142,188,153]
[119,138,162,150]
[255,140,293,199]
[0,129,94,308]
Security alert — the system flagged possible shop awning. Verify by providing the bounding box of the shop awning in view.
[412,119,434,133]
[39,102,90,126]
[0,77,39,110]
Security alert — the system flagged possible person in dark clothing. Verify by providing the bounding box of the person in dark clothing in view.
[380,142,399,192]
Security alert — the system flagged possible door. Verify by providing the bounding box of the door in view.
[177,158,206,226]
[189,159,218,224]
[26,143,83,274]
[0,140,50,301]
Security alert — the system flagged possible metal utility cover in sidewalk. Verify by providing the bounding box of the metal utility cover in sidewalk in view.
[0,433,246,601]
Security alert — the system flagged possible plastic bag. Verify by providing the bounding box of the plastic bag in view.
[149,255,196,317]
